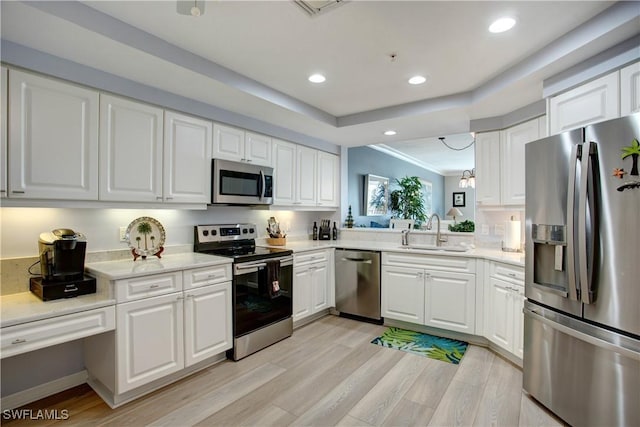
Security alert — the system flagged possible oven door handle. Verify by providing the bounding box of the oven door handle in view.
[234,256,293,275]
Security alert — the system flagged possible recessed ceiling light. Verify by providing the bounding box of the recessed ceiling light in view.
[489,17,516,33]
[384,130,397,136]
[408,75,427,85]
[308,74,326,83]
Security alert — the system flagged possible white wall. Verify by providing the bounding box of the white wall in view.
[0,207,339,258]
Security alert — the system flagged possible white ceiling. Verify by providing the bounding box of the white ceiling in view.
[1,1,638,174]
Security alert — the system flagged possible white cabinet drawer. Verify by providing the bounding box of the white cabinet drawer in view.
[1,306,115,358]
[294,249,329,266]
[383,252,475,273]
[115,271,183,303]
[490,262,524,285]
[183,264,232,290]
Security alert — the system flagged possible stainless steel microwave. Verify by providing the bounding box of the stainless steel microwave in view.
[211,159,274,205]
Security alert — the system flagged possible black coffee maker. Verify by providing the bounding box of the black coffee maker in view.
[30,228,96,301]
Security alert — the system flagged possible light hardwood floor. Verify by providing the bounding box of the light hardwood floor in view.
[3,316,565,426]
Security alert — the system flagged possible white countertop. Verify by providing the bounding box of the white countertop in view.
[1,253,232,328]
[262,239,525,267]
[1,246,520,329]
[0,292,115,328]
[85,252,232,281]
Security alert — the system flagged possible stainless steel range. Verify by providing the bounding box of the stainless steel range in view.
[194,223,293,361]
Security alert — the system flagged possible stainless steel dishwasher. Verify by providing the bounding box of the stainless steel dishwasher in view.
[334,249,381,322]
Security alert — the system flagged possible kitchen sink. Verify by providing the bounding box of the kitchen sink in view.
[397,244,470,252]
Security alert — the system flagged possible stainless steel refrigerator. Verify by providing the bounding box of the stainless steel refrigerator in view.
[524,113,640,427]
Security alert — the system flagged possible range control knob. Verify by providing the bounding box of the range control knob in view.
[211,229,217,236]
[249,228,255,234]
[242,228,248,234]
[202,230,209,236]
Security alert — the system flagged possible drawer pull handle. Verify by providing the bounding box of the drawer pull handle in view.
[508,273,516,277]
[63,286,79,293]
[11,190,25,194]
[11,338,27,345]
[207,274,221,279]
[149,284,160,289]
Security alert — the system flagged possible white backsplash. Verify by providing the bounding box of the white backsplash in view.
[474,208,525,250]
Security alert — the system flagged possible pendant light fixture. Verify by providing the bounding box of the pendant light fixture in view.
[459,169,476,188]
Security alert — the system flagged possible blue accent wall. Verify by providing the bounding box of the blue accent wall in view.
[348,146,444,227]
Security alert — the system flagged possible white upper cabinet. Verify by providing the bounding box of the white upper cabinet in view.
[164,111,212,204]
[621,62,640,116]
[475,117,543,207]
[475,131,501,205]
[8,69,99,200]
[99,94,163,202]
[245,132,272,166]
[273,139,339,208]
[500,118,540,205]
[272,138,297,205]
[1,66,7,198]
[213,124,272,167]
[549,71,619,135]
[317,151,339,207]
[296,145,317,206]
[212,124,244,160]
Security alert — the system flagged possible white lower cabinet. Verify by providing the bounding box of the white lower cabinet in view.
[293,249,333,322]
[381,265,425,324]
[86,265,232,404]
[424,270,475,334]
[485,262,525,359]
[117,292,184,393]
[381,253,476,334]
[184,283,232,367]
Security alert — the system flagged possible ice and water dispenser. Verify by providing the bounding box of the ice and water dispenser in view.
[531,224,569,295]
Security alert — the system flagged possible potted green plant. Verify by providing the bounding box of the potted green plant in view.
[389,176,427,228]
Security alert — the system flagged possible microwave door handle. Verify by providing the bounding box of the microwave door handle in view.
[578,141,597,304]
[258,170,265,201]
[566,143,580,302]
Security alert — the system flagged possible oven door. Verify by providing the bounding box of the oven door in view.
[233,255,293,337]
[212,159,273,205]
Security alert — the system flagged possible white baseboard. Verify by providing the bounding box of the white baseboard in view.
[0,370,88,410]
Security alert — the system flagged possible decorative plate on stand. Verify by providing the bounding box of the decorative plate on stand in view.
[126,217,166,260]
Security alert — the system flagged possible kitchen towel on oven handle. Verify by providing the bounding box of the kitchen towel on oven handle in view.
[266,259,281,299]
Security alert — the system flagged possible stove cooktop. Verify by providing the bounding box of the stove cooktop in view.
[193,223,292,263]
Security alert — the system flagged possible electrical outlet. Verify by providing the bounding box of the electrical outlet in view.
[481,224,490,235]
[494,224,505,236]
[119,227,127,242]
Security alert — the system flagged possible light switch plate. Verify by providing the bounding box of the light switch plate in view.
[481,224,490,235]
[494,224,505,236]
[119,227,127,242]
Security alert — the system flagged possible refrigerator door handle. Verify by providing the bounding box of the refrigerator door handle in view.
[524,307,640,361]
[578,141,597,304]
[566,144,580,301]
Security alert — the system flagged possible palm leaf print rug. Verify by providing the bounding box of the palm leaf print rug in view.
[371,327,468,364]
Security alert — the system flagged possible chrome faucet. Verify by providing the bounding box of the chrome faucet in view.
[401,229,410,246]
[426,214,448,246]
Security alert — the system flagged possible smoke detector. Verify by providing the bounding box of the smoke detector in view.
[293,0,346,17]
